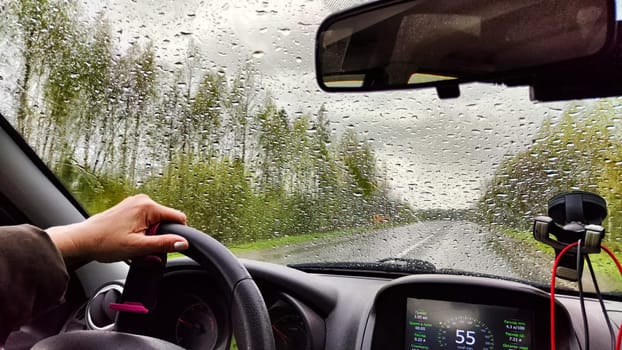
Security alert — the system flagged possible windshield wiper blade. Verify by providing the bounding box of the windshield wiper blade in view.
[377,257,436,271]
[289,259,436,278]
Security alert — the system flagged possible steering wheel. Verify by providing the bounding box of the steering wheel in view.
[33,223,276,350]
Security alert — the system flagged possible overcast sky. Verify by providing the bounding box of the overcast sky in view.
[1,0,577,209]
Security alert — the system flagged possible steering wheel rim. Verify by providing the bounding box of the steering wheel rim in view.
[155,223,275,350]
[34,223,275,350]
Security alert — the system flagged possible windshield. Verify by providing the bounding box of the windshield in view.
[1,0,621,292]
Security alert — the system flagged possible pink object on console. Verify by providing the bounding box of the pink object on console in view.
[109,302,149,314]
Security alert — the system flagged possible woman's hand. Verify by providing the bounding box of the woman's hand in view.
[47,194,188,263]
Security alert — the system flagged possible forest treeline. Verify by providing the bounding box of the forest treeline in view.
[479,101,622,250]
[2,0,413,243]
[6,0,620,249]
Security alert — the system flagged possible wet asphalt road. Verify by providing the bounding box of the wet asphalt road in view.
[236,220,522,279]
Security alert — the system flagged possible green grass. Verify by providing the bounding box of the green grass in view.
[228,225,378,255]
[501,227,552,252]
[502,228,622,291]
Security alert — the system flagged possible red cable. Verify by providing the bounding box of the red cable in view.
[601,245,622,350]
[550,242,579,350]
[601,246,622,275]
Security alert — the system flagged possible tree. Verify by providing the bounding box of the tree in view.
[226,64,259,163]
[190,72,224,151]
[258,102,291,189]
[8,0,76,136]
[111,44,157,183]
[480,101,621,238]
[145,154,254,243]
[340,130,378,197]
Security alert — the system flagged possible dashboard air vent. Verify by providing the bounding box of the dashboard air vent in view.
[85,283,124,330]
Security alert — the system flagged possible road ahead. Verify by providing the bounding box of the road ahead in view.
[237,221,525,280]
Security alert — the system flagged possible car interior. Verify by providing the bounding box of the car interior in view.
[2,0,622,349]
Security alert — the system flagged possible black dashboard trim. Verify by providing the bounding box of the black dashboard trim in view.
[271,291,326,350]
[242,259,339,317]
[0,114,88,218]
[168,257,338,317]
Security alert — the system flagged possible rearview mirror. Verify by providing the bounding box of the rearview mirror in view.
[316,0,615,94]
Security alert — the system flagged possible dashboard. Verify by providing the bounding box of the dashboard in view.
[56,258,622,350]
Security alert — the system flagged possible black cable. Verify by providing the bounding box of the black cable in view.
[585,254,616,348]
[577,240,590,350]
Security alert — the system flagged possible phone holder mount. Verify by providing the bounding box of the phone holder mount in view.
[533,191,607,281]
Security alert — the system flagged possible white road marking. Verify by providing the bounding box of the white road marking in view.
[396,234,435,258]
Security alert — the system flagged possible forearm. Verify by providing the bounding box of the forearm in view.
[46,222,90,265]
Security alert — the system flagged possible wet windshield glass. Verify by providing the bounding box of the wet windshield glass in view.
[0,0,621,292]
